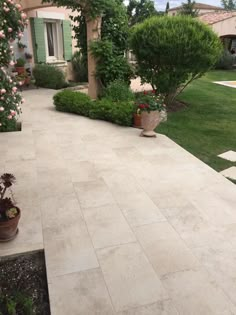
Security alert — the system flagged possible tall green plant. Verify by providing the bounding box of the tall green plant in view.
[70,0,130,86]
[90,40,133,87]
[130,16,222,105]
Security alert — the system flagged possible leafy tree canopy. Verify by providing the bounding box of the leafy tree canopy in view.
[178,0,199,17]
[221,0,236,10]
[42,0,110,18]
[127,0,158,26]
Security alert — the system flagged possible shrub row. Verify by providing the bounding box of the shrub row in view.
[33,64,67,90]
[53,90,134,127]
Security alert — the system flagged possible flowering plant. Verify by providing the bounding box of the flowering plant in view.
[0,0,27,132]
[136,90,166,113]
[0,173,18,221]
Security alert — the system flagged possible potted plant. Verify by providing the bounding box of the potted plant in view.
[133,104,142,128]
[0,174,21,241]
[17,41,27,52]
[15,58,26,74]
[137,91,166,137]
[25,52,33,63]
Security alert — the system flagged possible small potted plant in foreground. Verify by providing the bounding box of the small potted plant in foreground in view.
[0,174,21,241]
[137,91,166,137]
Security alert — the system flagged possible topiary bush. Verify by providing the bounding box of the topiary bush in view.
[215,50,234,70]
[130,16,222,106]
[102,80,135,102]
[89,98,134,126]
[33,64,66,89]
[53,90,92,117]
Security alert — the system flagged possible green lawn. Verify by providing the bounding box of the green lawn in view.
[157,70,236,172]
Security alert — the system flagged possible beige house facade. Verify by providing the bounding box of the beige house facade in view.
[199,11,236,50]
[15,0,78,80]
[168,2,224,16]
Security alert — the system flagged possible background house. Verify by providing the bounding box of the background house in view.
[199,11,236,51]
[15,0,78,80]
[168,2,224,16]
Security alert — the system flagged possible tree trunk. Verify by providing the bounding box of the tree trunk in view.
[86,16,102,99]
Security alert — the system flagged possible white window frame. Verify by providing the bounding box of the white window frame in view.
[44,19,63,63]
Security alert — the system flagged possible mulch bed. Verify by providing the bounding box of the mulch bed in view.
[167,99,188,112]
[0,250,50,315]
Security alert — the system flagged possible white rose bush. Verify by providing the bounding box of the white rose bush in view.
[0,0,27,131]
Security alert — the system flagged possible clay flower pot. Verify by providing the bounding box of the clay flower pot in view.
[133,113,142,128]
[140,110,161,137]
[15,67,25,75]
[0,208,21,241]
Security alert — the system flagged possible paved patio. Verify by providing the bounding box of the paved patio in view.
[1,88,236,314]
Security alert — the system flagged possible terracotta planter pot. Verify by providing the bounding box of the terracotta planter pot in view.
[140,110,161,137]
[15,67,25,75]
[133,113,142,128]
[0,208,21,241]
[24,77,30,86]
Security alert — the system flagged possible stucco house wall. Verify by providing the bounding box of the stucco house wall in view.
[15,1,78,81]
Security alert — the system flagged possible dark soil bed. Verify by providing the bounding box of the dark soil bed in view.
[167,99,188,112]
[0,250,50,315]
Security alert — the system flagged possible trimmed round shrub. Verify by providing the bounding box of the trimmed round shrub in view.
[130,16,222,105]
[33,64,66,89]
[53,90,92,117]
[102,80,135,102]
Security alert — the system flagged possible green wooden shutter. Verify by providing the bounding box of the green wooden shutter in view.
[30,18,46,63]
[62,20,72,61]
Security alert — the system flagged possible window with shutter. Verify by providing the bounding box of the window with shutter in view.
[62,20,72,61]
[30,18,46,63]
[31,17,72,63]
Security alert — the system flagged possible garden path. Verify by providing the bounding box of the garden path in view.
[1,88,236,314]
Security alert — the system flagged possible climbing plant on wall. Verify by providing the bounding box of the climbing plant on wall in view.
[0,0,27,132]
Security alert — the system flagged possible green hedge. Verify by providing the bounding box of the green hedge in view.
[90,98,134,126]
[53,90,134,126]
[33,64,66,89]
[53,90,92,117]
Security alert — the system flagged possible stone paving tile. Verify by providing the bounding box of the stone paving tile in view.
[82,204,136,249]
[162,268,236,315]
[218,150,236,162]
[41,194,99,278]
[116,192,166,227]
[220,166,236,180]
[97,243,168,312]
[48,269,115,315]
[1,89,236,315]
[117,301,179,315]
[193,244,236,306]
[74,179,116,209]
[134,222,200,276]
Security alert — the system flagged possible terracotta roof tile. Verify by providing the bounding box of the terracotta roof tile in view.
[198,11,236,25]
[168,2,223,11]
